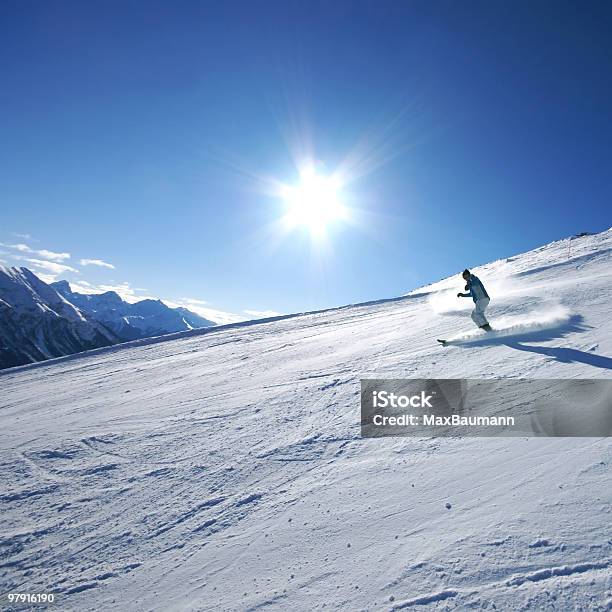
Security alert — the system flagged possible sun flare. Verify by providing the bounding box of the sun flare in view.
[280,167,347,236]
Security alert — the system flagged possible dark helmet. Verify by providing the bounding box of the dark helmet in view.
[462,268,470,278]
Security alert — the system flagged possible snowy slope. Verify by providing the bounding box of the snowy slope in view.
[1,230,611,611]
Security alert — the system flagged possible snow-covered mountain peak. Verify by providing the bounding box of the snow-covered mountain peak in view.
[51,279,72,294]
[0,266,118,368]
[0,265,82,320]
[93,290,123,304]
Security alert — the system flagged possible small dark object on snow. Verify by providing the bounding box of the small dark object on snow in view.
[445,502,452,510]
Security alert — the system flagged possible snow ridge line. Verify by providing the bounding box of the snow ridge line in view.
[391,588,458,609]
[505,560,611,586]
[391,559,611,609]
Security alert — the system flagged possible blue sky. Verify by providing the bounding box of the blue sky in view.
[1,0,610,322]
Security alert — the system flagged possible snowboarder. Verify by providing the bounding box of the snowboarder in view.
[457,269,492,331]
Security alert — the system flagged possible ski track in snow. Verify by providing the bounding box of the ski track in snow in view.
[1,230,611,611]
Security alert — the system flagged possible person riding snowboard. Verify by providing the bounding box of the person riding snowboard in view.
[457,269,492,331]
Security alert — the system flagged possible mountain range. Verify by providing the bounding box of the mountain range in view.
[51,280,215,341]
[0,267,215,369]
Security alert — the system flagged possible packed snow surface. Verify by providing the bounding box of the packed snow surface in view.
[1,230,611,611]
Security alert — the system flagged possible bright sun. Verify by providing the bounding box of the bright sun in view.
[280,167,347,236]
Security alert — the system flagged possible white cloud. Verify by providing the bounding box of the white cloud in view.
[244,309,282,319]
[80,258,115,269]
[0,242,28,253]
[0,242,70,261]
[66,280,97,294]
[36,272,58,284]
[37,249,71,261]
[12,233,34,240]
[164,298,244,325]
[25,258,79,275]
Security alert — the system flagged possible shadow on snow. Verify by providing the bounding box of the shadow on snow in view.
[450,315,612,371]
